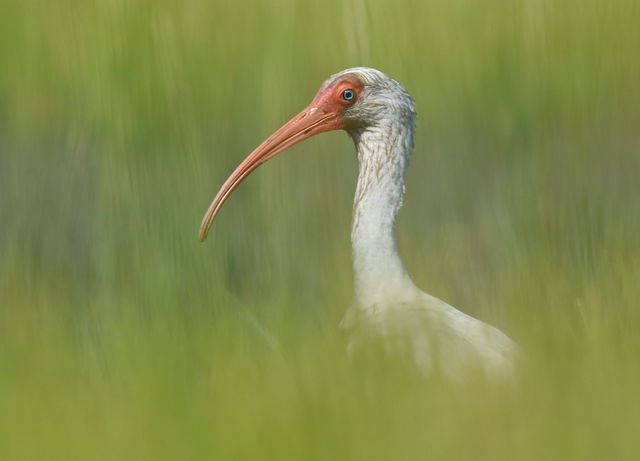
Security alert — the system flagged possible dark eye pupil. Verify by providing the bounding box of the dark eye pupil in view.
[342,89,355,101]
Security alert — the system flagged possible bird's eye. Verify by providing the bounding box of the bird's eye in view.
[342,89,355,101]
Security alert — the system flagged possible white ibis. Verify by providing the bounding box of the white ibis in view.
[199,68,517,380]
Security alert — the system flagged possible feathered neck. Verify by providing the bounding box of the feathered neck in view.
[349,120,417,308]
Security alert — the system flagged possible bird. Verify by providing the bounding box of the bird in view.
[199,67,517,380]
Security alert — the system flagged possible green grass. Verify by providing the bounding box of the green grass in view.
[1,0,639,459]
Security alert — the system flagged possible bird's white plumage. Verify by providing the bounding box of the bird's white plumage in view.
[325,68,517,379]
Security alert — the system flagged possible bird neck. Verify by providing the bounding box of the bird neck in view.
[350,122,417,308]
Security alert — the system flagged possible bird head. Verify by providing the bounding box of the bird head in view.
[318,67,415,136]
[198,67,415,241]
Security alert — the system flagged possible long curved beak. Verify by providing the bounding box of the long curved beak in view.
[198,104,343,241]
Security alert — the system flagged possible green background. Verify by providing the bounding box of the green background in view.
[1,0,639,459]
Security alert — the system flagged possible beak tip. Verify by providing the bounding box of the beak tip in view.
[198,226,209,242]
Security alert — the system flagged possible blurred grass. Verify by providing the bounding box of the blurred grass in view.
[1,0,639,459]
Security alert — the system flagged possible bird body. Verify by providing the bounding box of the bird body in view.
[199,67,517,380]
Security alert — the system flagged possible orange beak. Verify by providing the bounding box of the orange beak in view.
[198,100,344,241]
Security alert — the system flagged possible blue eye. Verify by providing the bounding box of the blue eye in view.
[342,89,355,101]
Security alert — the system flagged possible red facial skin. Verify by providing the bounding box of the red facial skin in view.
[198,76,364,241]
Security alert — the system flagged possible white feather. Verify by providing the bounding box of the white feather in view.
[326,68,518,379]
